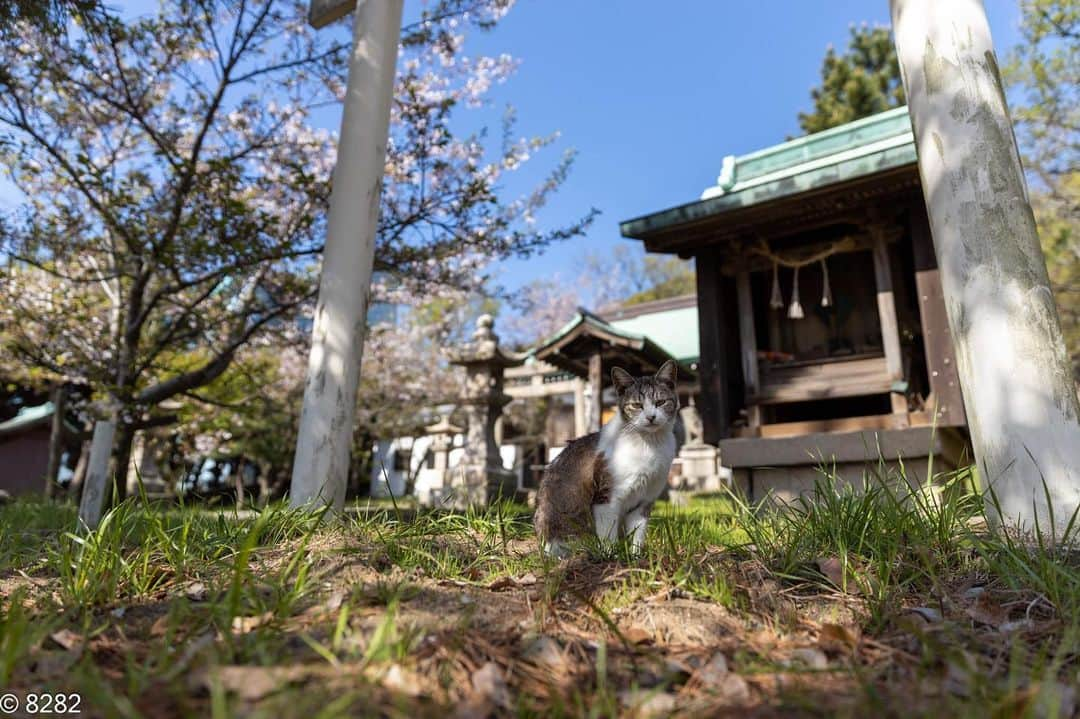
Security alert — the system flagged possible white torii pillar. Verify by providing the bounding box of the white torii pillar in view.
[890,0,1080,535]
[290,0,404,511]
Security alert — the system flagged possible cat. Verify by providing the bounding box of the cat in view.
[534,360,679,558]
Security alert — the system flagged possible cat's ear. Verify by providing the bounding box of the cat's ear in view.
[611,367,635,393]
[654,360,677,388]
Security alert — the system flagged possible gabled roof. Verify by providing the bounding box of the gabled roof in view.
[529,308,694,382]
[619,107,918,253]
[602,295,699,362]
[0,402,80,438]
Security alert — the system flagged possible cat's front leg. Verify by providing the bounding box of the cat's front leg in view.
[625,503,652,556]
[593,501,622,546]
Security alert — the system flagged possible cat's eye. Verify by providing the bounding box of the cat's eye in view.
[626,402,642,411]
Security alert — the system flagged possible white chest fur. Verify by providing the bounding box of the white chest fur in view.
[598,417,676,508]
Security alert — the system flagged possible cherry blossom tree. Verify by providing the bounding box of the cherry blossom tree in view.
[0,0,593,500]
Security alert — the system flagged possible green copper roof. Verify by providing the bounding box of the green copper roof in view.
[607,305,699,362]
[0,402,54,436]
[620,106,916,240]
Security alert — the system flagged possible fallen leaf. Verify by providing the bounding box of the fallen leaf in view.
[967,593,1008,629]
[621,627,652,645]
[818,623,859,654]
[48,629,84,652]
[110,606,127,619]
[516,572,537,586]
[150,615,170,637]
[816,557,846,589]
[231,611,273,634]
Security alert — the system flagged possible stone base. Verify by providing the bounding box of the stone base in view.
[731,457,949,505]
[676,443,726,494]
[447,465,518,509]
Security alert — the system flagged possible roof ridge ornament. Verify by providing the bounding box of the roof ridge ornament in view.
[715,155,737,195]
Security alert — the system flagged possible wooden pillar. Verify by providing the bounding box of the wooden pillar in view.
[910,206,966,426]
[694,249,733,444]
[735,271,762,429]
[44,384,66,498]
[587,351,602,433]
[572,378,587,437]
[871,227,908,415]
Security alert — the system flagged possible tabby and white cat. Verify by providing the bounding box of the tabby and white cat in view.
[534,360,679,557]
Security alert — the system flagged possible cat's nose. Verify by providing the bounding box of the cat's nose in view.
[645,412,657,423]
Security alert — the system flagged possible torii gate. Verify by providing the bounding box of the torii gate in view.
[288,0,403,511]
[287,0,1080,536]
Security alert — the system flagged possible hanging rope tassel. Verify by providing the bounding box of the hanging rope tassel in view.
[820,258,832,308]
[769,261,784,309]
[788,265,804,319]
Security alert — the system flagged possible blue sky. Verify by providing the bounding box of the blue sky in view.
[458,0,1025,294]
[1,0,1026,300]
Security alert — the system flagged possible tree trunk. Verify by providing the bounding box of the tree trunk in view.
[68,440,90,504]
[235,467,246,507]
[43,384,66,498]
[257,461,272,507]
[891,0,1080,535]
[289,0,404,512]
[112,422,136,503]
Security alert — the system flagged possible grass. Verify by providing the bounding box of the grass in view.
[1,462,1078,718]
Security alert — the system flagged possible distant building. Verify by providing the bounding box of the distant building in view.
[0,401,80,497]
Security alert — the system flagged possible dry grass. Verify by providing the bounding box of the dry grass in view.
[1,466,1079,718]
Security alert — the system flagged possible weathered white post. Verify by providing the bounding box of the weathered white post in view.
[78,415,117,529]
[890,0,1080,535]
[290,0,404,511]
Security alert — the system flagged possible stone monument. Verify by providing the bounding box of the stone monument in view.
[673,398,727,499]
[448,315,523,508]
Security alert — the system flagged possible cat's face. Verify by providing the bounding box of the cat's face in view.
[611,360,680,434]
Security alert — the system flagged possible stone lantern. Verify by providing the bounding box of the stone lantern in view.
[414,415,463,508]
[448,314,523,508]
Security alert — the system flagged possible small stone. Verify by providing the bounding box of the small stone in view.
[696,651,729,685]
[183,581,209,602]
[471,662,511,710]
[618,690,677,717]
[908,606,943,623]
[521,635,564,672]
[382,664,422,697]
[789,647,828,670]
